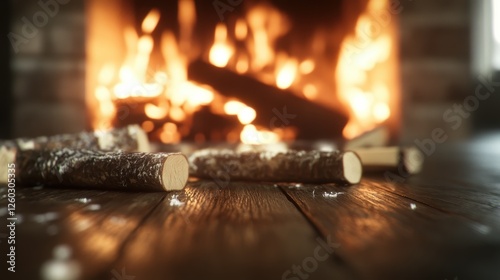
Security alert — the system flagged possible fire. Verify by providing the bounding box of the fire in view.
[336,0,398,139]
[88,0,398,143]
[275,57,298,90]
[209,24,233,68]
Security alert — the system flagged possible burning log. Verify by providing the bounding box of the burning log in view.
[189,149,362,184]
[0,125,150,184]
[188,59,348,140]
[15,149,189,191]
[351,146,423,175]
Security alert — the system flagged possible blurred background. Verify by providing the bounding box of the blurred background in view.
[0,0,498,145]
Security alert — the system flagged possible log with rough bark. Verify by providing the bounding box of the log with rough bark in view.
[0,125,150,183]
[188,149,362,184]
[15,149,189,191]
[187,59,348,140]
[0,124,150,153]
[351,146,423,175]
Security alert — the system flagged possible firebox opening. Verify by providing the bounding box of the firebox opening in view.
[86,0,400,145]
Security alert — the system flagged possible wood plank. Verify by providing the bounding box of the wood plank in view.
[375,145,500,230]
[0,185,164,279]
[372,175,500,232]
[107,181,356,280]
[281,181,500,280]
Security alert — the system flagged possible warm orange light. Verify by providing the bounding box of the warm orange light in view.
[276,58,298,89]
[141,9,161,34]
[209,24,233,68]
[303,84,318,100]
[336,0,395,139]
[142,120,155,132]
[237,106,257,125]
[240,125,279,145]
[235,19,248,40]
[373,103,390,122]
[224,100,246,115]
[145,103,169,120]
[160,122,180,143]
[299,59,315,75]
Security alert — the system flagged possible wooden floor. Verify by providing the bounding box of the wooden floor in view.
[1,140,500,280]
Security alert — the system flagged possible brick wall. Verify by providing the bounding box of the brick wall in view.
[9,0,87,138]
[399,0,473,143]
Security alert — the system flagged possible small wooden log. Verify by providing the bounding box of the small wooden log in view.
[351,146,423,175]
[344,126,390,149]
[0,125,150,184]
[188,59,348,140]
[189,149,362,184]
[15,149,189,191]
[0,124,150,153]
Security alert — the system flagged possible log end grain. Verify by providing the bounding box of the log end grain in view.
[404,147,424,175]
[342,151,363,184]
[0,146,16,183]
[161,154,189,191]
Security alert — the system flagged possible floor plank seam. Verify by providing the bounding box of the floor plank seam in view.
[100,193,167,276]
[371,184,493,226]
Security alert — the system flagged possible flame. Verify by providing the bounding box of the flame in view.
[224,100,246,115]
[237,107,257,125]
[240,125,279,145]
[275,57,298,89]
[299,59,315,75]
[89,0,397,144]
[145,103,168,120]
[336,0,395,139]
[209,24,233,68]
[141,9,160,34]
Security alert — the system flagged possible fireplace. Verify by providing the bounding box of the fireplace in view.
[6,0,476,144]
[85,0,401,144]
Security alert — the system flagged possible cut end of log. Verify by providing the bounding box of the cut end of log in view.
[162,154,189,191]
[129,125,151,153]
[342,151,363,184]
[404,147,424,175]
[0,147,16,184]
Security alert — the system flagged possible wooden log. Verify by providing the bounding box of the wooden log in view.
[351,146,424,175]
[344,126,390,149]
[0,125,150,184]
[189,149,362,184]
[15,149,189,191]
[188,59,348,140]
[0,124,150,153]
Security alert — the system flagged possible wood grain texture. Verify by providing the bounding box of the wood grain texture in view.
[16,149,188,191]
[1,139,500,280]
[281,181,500,280]
[108,181,355,280]
[189,149,361,184]
[0,186,164,280]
